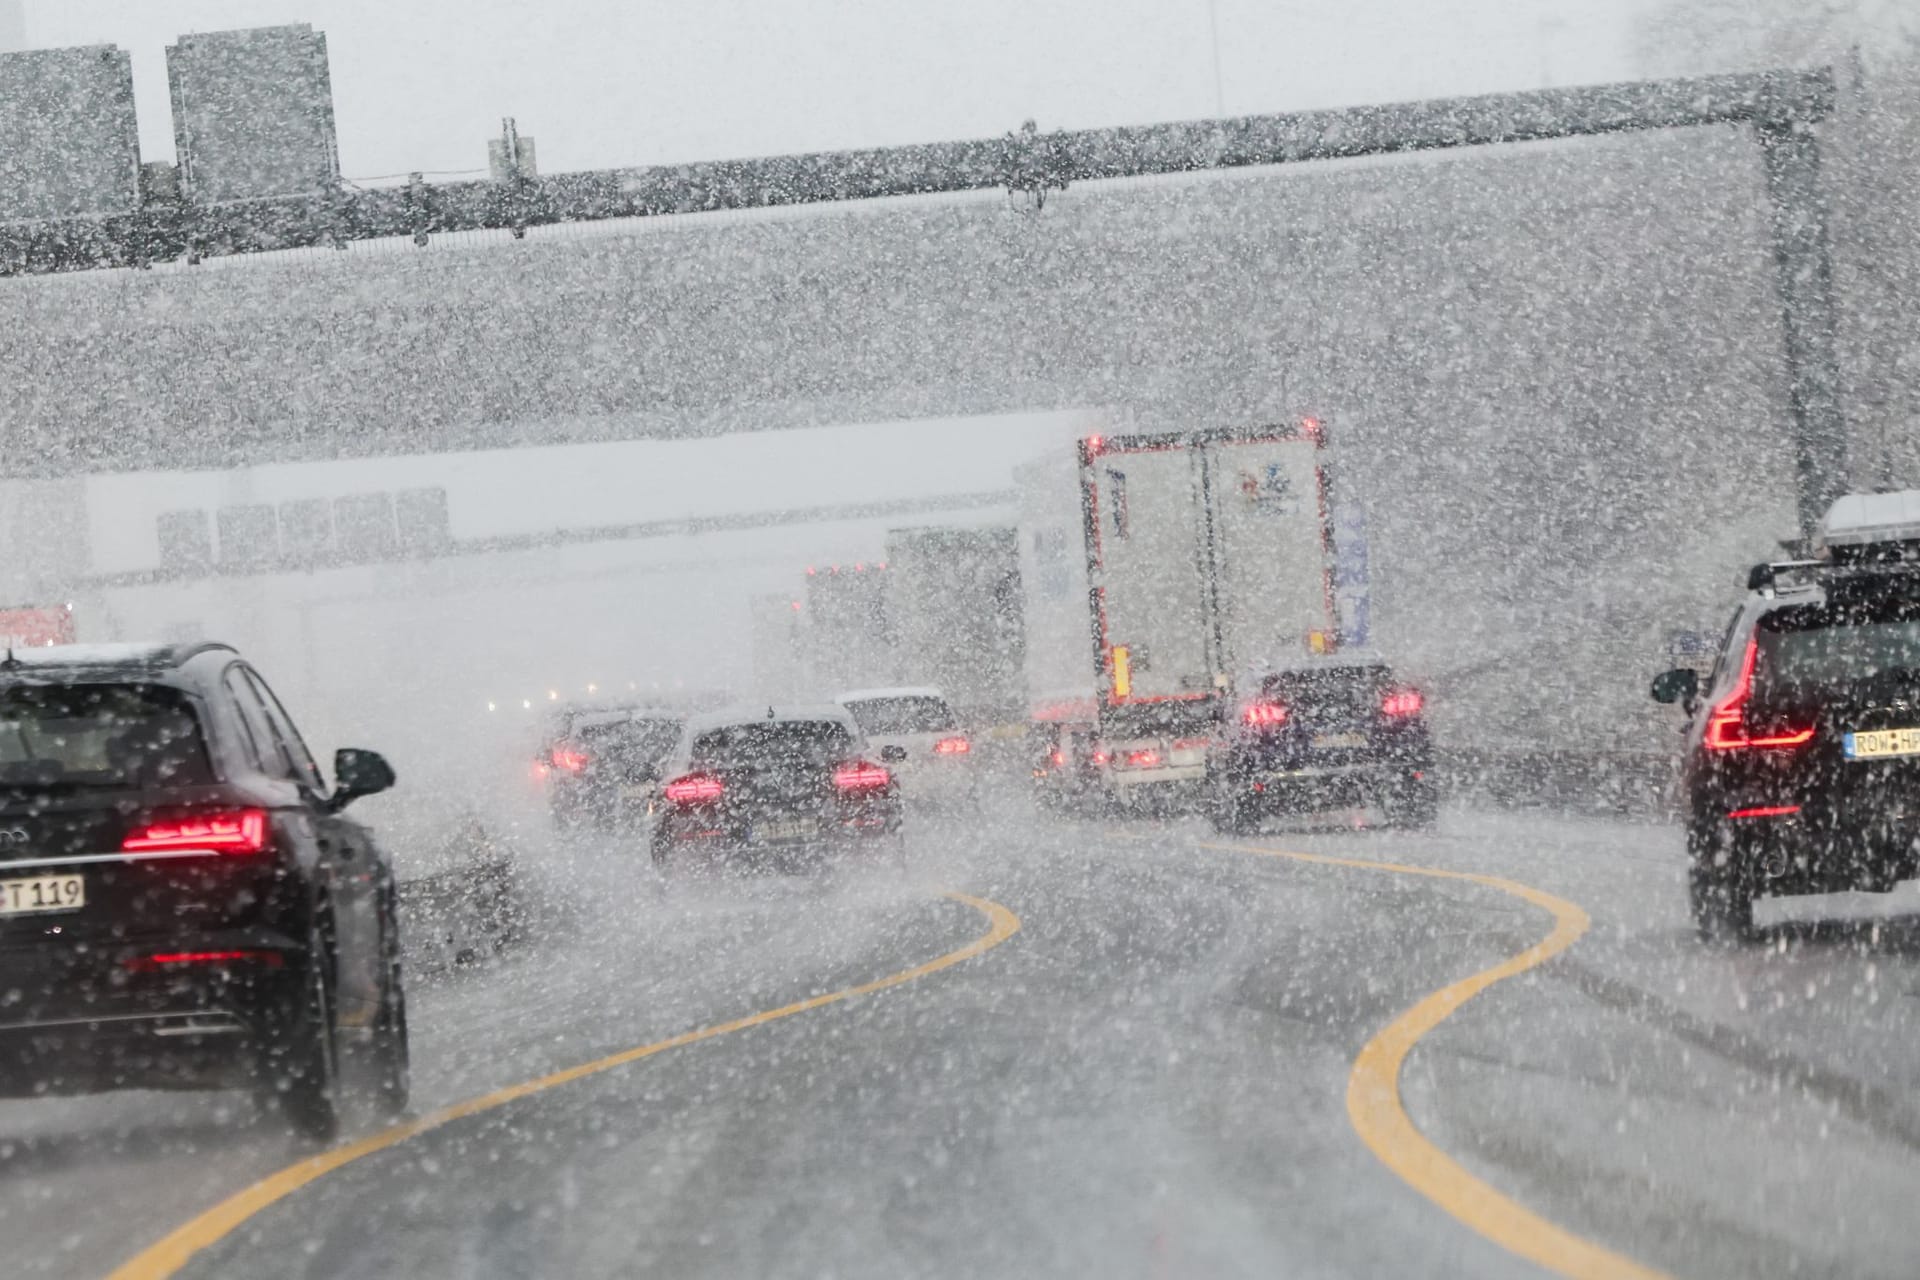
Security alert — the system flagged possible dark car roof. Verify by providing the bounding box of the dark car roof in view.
[0,642,237,685]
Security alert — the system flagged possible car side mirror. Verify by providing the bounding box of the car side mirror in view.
[880,745,909,763]
[331,747,396,810]
[1649,668,1698,707]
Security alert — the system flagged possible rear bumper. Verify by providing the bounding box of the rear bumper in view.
[655,811,902,864]
[1231,759,1427,810]
[0,933,307,1097]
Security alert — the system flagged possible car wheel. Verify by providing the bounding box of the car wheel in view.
[275,919,341,1141]
[1208,785,1259,837]
[1381,778,1438,830]
[1688,825,1755,943]
[368,901,410,1117]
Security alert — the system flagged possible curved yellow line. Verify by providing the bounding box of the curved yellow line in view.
[107,890,1022,1280]
[1203,840,1674,1280]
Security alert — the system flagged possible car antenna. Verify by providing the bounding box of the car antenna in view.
[0,646,17,671]
[767,705,776,720]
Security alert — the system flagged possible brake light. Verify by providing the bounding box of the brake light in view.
[834,761,891,792]
[1050,749,1067,767]
[1382,689,1424,718]
[1728,804,1802,819]
[663,773,724,804]
[550,745,589,773]
[1704,637,1815,751]
[124,949,284,973]
[122,809,268,855]
[1243,701,1289,728]
[934,736,971,755]
[1126,749,1162,768]
[1091,750,1111,766]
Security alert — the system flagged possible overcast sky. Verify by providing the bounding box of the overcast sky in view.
[28,1,1656,179]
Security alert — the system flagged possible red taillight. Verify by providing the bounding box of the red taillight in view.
[1126,749,1162,768]
[1382,689,1424,718]
[934,736,971,755]
[1049,749,1067,767]
[1704,638,1815,751]
[124,949,284,973]
[1091,749,1111,766]
[550,744,589,773]
[1243,701,1289,728]
[663,773,725,804]
[1728,804,1802,819]
[833,761,891,792]
[122,809,268,855]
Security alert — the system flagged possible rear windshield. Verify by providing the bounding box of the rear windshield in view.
[575,717,680,763]
[0,684,213,790]
[1260,665,1392,709]
[841,696,955,735]
[1757,599,1920,697]
[692,720,855,767]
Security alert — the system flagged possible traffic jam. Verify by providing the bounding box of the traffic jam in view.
[4,5,1920,1279]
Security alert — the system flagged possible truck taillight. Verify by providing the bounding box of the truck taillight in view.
[123,809,269,855]
[1242,701,1289,728]
[834,761,891,792]
[934,736,971,755]
[1381,689,1424,718]
[1704,638,1815,751]
[663,773,725,804]
[1126,749,1162,768]
[550,744,589,773]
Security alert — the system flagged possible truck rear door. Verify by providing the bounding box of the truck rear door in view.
[1201,434,1336,679]
[1085,441,1213,709]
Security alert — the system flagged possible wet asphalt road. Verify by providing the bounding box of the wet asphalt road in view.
[4,803,1920,1279]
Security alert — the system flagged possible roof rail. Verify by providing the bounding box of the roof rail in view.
[170,641,238,666]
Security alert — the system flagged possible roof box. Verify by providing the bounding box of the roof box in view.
[1814,490,1920,561]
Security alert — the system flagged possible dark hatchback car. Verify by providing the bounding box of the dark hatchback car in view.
[539,704,684,831]
[1652,493,1920,939]
[649,706,906,877]
[0,642,406,1138]
[1208,654,1436,834]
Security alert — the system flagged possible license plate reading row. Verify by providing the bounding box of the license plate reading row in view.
[1845,727,1920,761]
[0,875,84,914]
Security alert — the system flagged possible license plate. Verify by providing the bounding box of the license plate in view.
[1311,731,1367,750]
[752,819,817,843]
[1844,727,1920,760]
[0,874,84,915]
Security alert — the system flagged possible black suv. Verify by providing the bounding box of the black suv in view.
[1208,654,1436,834]
[1652,494,1920,940]
[0,642,406,1138]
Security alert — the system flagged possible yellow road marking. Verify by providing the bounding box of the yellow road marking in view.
[1199,839,1674,1280]
[107,890,1021,1280]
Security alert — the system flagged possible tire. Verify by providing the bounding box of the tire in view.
[1688,825,1755,943]
[368,901,410,1118]
[1380,778,1438,831]
[279,921,341,1141]
[1209,785,1259,837]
